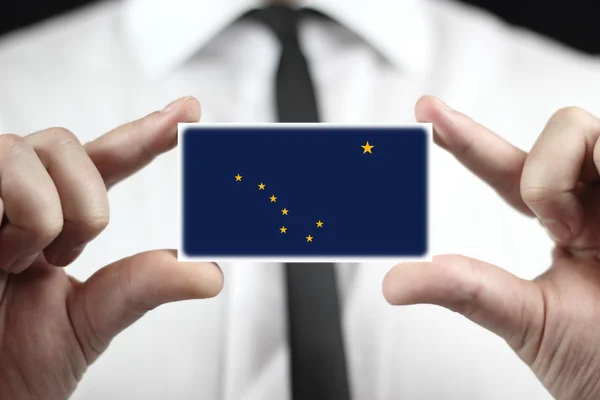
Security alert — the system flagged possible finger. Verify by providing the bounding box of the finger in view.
[415,95,532,216]
[25,128,109,267]
[0,135,63,273]
[66,250,223,364]
[383,254,544,364]
[85,96,201,189]
[520,107,600,243]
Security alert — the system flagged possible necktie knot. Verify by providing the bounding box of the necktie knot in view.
[246,5,302,46]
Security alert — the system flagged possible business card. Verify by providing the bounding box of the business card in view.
[178,124,431,263]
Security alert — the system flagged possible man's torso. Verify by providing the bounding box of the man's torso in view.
[1,0,599,398]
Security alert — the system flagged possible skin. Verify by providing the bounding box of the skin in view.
[2,93,600,399]
[0,97,224,400]
[384,95,600,400]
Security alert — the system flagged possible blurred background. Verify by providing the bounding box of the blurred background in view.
[1,0,599,54]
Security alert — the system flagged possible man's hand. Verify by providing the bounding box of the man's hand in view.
[0,97,224,400]
[383,96,600,400]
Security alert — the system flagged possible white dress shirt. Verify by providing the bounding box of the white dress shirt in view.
[1,0,600,399]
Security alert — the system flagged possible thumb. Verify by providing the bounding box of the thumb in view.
[66,250,223,364]
[383,254,545,363]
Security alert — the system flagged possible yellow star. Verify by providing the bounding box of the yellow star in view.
[306,234,313,242]
[281,208,289,215]
[280,226,287,234]
[361,141,374,154]
[235,174,243,181]
[270,195,277,202]
[316,220,324,228]
[258,182,266,190]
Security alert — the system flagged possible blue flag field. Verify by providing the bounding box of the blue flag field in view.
[178,124,431,262]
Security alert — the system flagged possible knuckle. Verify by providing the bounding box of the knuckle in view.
[0,134,26,155]
[520,185,552,206]
[550,106,589,124]
[118,259,154,314]
[31,214,64,245]
[77,212,110,236]
[45,127,81,148]
[453,134,476,158]
[459,257,484,319]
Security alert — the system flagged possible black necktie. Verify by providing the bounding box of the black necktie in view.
[245,6,351,400]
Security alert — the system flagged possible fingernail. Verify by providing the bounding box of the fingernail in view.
[161,96,192,113]
[543,219,571,242]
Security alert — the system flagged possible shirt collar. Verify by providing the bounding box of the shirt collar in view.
[121,0,433,79]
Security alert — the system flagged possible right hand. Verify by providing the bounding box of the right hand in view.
[0,97,224,400]
[384,96,600,400]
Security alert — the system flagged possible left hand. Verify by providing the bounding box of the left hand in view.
[0,97,224,400]
[383,96,600,400]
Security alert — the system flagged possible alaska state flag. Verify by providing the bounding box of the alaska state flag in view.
[178,124,430,262]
